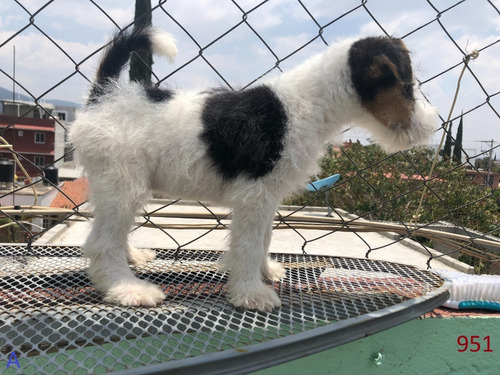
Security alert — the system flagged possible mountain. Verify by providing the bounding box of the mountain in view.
[0,86,80,108]
[0,86,31,102]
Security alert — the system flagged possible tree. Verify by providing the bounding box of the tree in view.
[129,0,153,85]
[442,121,453,161]
[283,143,500,273]
[283,143,499,236]
[453,114,463,163]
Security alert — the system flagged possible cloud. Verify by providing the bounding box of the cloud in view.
[0,30,100,102]
[269,33,316,58]
[286,0,364,22]
[37,0,134,31]
[0,1,498,148]
[342,2,500,149]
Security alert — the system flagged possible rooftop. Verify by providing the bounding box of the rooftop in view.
[0,114,56,128]
[50,177,88,209]
[1,99,55,110]
[36,200,472,273]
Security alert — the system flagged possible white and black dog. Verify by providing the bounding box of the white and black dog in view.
[70,28,437,311]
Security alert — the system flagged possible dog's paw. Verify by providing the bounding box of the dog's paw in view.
[104,280,165,307]
[262,259,286,281]
[127,246,156,265]
[228,284,281,312]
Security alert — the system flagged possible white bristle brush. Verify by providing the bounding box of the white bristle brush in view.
[436,270,500,311]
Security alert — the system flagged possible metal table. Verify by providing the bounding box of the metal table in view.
[0,245,450,374]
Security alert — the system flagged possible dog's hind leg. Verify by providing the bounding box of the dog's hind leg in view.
[127,245,156,265]
[222,197,282,312]
[84,181,164,307]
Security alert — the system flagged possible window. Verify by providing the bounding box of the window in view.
[34,156,45,168]
[34,132,45,144]
[56,111,67,121]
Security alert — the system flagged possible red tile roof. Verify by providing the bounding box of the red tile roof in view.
[0,124,56,132]
[0,115,55,129]
[50,177,88,209]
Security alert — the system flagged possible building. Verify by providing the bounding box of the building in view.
[465,169,500,188]
[50,176,88,209]
[52,104,78,162]
[0,99,75,177]
[0,112,56,177]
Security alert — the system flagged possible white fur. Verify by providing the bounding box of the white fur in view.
[70,32,438,311]
[355,95,438,153]
[150,29,177,63]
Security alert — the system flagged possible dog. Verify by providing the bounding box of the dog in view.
[70,27,437,312]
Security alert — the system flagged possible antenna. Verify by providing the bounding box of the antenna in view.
[478,139,498,186]
[12,45,15,105]
[13,44,17,205]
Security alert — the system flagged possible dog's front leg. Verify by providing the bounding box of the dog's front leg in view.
[84,201,164,307]
[222,199,282,312]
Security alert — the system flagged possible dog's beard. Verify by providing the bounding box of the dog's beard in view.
[362,99,437,153]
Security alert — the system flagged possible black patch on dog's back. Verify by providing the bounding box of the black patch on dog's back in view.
[200,85,288,179]
[145,87,174,102]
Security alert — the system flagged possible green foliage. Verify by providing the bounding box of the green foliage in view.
[0,219,28,242]
[453,115,463,163]
[284,143,500,237]
[442,121,453,161]
[475,156,500,173]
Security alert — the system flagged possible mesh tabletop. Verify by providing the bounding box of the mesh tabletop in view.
[0,245,450,374]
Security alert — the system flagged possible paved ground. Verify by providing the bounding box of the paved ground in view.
[36,200,472,273]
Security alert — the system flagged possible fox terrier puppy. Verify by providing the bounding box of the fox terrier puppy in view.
[70,28,437,312]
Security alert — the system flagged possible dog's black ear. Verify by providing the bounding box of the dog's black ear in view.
[349,37,413,102]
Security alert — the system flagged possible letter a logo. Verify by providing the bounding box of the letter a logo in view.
[7,351,20,368]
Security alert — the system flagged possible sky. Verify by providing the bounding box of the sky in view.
[0,0,499,157]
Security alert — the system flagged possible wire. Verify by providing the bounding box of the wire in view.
[409,50,480,229]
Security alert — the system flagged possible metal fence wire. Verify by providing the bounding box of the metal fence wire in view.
[0,0,499,275]
[0,1,496,374]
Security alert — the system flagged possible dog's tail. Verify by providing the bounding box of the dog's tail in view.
[87,27,177,104]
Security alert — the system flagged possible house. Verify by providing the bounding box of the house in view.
[0,113,56,176]
[50,176,88,209]
[465,169,500,188]
[0,99,73,177]
[52,104,77,161]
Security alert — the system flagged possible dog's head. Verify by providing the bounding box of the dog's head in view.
[348,37,437,152]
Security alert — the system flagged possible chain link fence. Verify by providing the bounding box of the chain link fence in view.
[0,0,499,273]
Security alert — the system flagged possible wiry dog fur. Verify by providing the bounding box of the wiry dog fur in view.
[70,28,437,311]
